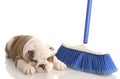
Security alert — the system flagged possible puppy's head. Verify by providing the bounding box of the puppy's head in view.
[24,44,55,73]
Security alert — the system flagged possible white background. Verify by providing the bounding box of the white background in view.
[0,0,120,79]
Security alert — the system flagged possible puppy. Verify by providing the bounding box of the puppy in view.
[5,35,66,74]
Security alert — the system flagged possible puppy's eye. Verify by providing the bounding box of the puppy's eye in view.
[32,59,38,63]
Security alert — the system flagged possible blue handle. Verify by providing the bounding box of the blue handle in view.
[83,0,92,43]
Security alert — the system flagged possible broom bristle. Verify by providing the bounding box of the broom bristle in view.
[55,45,117,75]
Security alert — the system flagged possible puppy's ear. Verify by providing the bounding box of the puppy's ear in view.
[47,56,54,63]
[26,50,34,61]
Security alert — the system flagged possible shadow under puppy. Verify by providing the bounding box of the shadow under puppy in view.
[5,35,66,75]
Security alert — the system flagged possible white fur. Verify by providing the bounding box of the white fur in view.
[23,38,53,61]
[17,59,35,74]
[54,56,66,70]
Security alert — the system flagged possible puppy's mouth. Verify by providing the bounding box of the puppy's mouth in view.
[35,64,51,73]
[38,64,46,72]
[39,64,46,69]
[29,61,48,73]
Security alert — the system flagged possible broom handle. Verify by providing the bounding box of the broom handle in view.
[83,0,92,44]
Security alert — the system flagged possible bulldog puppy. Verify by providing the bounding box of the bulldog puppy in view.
[5,35,66,74]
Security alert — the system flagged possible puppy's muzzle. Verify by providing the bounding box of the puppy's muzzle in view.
[39,64,45,69]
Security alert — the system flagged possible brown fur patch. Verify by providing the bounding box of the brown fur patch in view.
[5,35,33,62]
[47,56,54,63]
[27,50,34,62]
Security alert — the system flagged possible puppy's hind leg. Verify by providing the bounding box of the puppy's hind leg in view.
[53,56,67,71]
[5,37,14,58]
[16,59,35,75]
[5,43,11,58]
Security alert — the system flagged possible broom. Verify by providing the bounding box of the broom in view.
[56,0,117,75]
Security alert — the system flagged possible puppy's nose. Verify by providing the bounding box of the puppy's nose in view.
[39,64,45,69]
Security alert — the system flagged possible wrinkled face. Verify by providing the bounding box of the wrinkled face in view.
[26,45,54,73]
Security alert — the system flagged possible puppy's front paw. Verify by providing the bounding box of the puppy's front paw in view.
[54,62,67,71]
[23,64,35,75]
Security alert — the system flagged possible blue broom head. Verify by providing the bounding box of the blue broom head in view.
[55,45,117,75]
